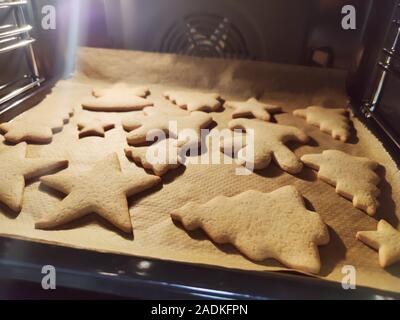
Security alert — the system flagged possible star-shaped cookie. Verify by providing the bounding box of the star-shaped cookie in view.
[221,118,309,174]
[92,83,149,98]
[301,150,380,215]
[82,83,153,112]
[125,138,184,176]
[0,143,68,212]
[77,118,115,138]
[171,186,329,274]
[164,90,222,112]
[35,153,160,233]
[123,107,213,145]
[293,106,350,142]
[357,220,400,268]
[225,97,281,121]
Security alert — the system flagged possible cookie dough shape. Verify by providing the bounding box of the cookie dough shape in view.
[301,150,380,215]
[125,139,184,176]
[357,220,400,268]
[82,83,153,112]
[293,106,350,142]
[164,90,221,112]
[0,143,68,212]
[123,107,213,145]
[171,186,329,274]
[221,119,309,174]
[77,118,115,138]
[92,83,149,98]
[225,97,281,121]
[36,153,160,233]
[0,105,73,144]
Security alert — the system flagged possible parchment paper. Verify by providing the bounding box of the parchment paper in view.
[0,47,399,294]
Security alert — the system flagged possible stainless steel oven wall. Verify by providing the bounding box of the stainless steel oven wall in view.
[102,0,371,68]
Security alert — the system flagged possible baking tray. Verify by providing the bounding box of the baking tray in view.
[0,81,399,300]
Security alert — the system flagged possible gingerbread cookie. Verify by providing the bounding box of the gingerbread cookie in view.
[123,107,213,145]
[0,104,73,144]
[0,143,68,212]
[171,186,329,274]
[125,139,184,176]
[221,119,308,174]
[357,220,400,268]
[301,150,380,215]
[92,82,149,98]
[225,97,281,121]
[164,90,221,112]
[293,106,350,142]
[77,118,115,138]
[36,153,160,233]
[82,83,153,112]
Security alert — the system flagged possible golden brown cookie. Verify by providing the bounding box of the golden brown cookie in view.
[82,83,153,112]
[125,139,184,176]
[36,153,160,233]
[0,105,73,144]
[301,150,380,215]
[164,90,221,112]
[171,186,329,274]
[293,106,350,142]
[225,97,281,121]
[357,220,400,268]
[0,143,68,212]
[123,107,213,145]
[77,118,115,138]
[221,118,308,173]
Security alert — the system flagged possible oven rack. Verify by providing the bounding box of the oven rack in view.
[361,1,400,150]
[0,0,43,107]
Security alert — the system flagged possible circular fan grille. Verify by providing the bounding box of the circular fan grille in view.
[160,14,251,59]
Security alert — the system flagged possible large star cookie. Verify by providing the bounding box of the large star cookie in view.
[77,118,115,138]
[35,153,160,233]
[357,220,400,268]
[125,138,184,176]
[293,106,350,142]
[301,150,380,215]
[225,97,281,121]
[0,143,68,212]
[123,107,213,145]
[0,104,73,144]
[171,186,329,274]
[164,90,222,112]
[82,82,153,112]
[221,119,309,174]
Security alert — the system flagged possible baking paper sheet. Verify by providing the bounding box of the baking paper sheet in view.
[0,47,399,293]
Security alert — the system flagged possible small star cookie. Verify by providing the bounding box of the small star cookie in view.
[82,83,153,112]
[301,150,380,215]
[36,153,160,233]
[221,119,309,173]
[357,220,400,268]
[164,90,222,112]
[77,118,115,138]
[171,186,329,274]
[225,97,281,121]
[125,138,184,176]
[0,143,68,212]
[293,106,350,142]
[123,107,213,145]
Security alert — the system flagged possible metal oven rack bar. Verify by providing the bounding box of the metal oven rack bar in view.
[0,0,44,107]
[361,2,400,150]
